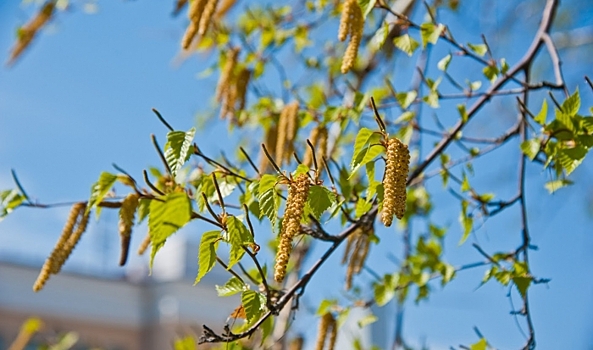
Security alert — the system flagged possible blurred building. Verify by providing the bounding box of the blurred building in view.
[0,236,235,350]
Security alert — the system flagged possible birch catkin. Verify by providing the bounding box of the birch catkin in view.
[216,48,240,102]
[8,1,56,65]
[381,138,410,226]
[34,203,89,292]
[274,174,310,283]
[315,312,337,350]
[198,0,219,35]
[137,232,151,255]
[119,193,140,266]
[275,102,300,166]
[338,0,363,74]
[182,0,209,49]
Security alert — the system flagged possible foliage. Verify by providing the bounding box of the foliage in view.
[3,0,592,349]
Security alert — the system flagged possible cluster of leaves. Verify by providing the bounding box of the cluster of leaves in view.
[5,0,593,349]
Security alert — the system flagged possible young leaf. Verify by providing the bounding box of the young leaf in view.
[149,192,192,270]
[458,200,472,244]
[437,54,452,71]
[352,128,374,167]
[393,34,419,56]
[461,173,470,192]
[0,189,25,221]
[369,22,389,52]
[513,276,532,298]
[534,99,548,125]
[483,65,498,84]
[258,175,279,228]
[216,276,248,297]
[165,127,196,177]
[357,314,378,328]
[520,139,540,161]
[358,0,377,18]
[88,171,118,218]
[561,89,580,117]
[470,338,487,350]
[419,23,445,47]
[226,215,254,268]
[195,230,221,284]
[241,290,263,323]
[544,179,573,193]
[396,91,417,109]
[467,43,487,57]
[307,185,336,219]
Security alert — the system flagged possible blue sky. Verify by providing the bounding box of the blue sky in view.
[1,1,593,349]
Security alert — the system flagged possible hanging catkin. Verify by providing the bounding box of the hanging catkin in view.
[214,0,236,19]
[260,122,278,173]
[137,232,151,255]
[381,138,410,226]
[275,102,300,166]
[315,312,337,350]
[274,174,310,283]
[8,1,56,65]
[216,47,240,102]
[181,0,209,49]
[198,0,219,35]
[33,203,89,292]
[338,0,364,74]
[118,193,140,266]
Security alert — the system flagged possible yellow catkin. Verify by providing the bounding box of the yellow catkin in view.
[274,174,310,283]
[198,0,219,35]
[234,67,251,113]
[33,203,88,292]
[381,138,410,226]
[327,316,337,350]
[315,313,336,350]
[260,122,278,173]
[182,0,209,49]
[137,232,151,255]
[338,0,356,42]
[53,205,90,274]
[340,0,363,74]
[214,0,236,20]
[216,47,240,102]
[8,1,56,65]
[118,193,140,266]
[284,102,299,164]
[288,337,304,350]
[275,107,289,166]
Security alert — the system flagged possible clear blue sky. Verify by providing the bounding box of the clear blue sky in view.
[1,1,592,349]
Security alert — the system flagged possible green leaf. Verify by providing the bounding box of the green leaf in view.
[369,22,389,52]
[257,174,279,227]
[458,200,472,244]
[357,0,376,18]
[437,54,452,71]
[561,89,580,116]
[241,290,263,323]
[216,276,248,297]
[559,146,587,175]
[520,139,540,161]
[0,189,25,221]
[357,314,378,328]
[470,338,487,350]
[88,172,118,218]
[293,164,310,177]
[374,274,397,306]
[393,34,419,56]
[394,111,415,124]
[226,216,254,268]
[351,128,374,167]
[165,127,196,177]
[457,104,468,122]
[483,65,498,83]
[195,230,221,284]
[149,192,192,270]
[396,91,417,109]
[500,58,509,75]
[355,197,373,218]
[461,173,470,192]
[350,144,384,178]
[133,199,149,225]
[423,91,439,108]
[513,276,532,298]
[544,179,573,193]
[419,22,445,47]
[467,43,487,57]
[260,315,274,345]
[316,299,337,315]
[174,336,197,350]
[307,185,336,219]
[534,99,548,125]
